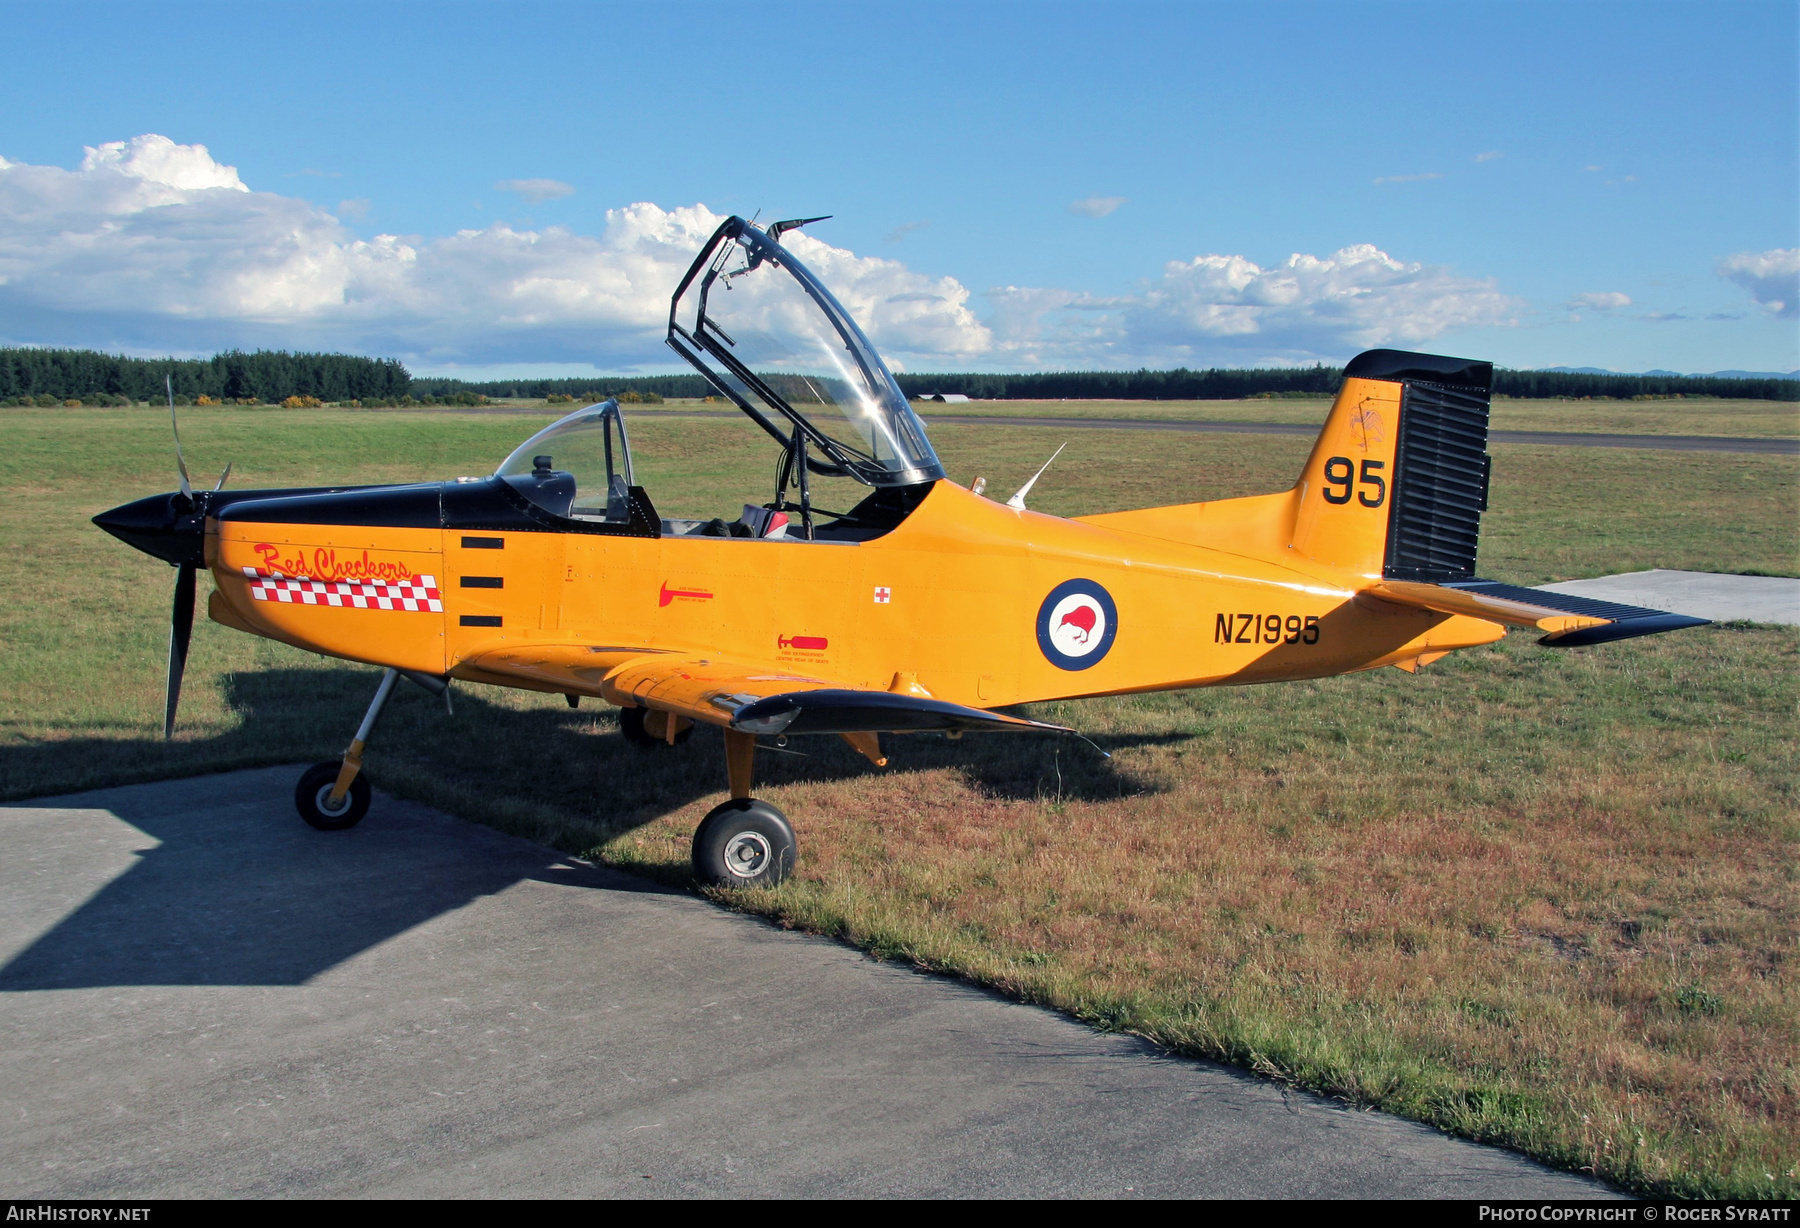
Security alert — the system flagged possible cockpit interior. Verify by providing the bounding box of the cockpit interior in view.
[492,215,944,545]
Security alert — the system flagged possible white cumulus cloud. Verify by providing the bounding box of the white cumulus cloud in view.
[0,136,990,369]
[1718,248,1799,318]
[1568,291,1631,311]
[496,178,575,204]
[1068,195,1126,218]
[83,134,248,193]
[985,245,1519,367]
[0,134,1520,371]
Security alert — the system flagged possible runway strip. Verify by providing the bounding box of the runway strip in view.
[530,408,1794,455]
[1538,569,1799,626]
[0,768,1613,1199]
[922,415,1799,455]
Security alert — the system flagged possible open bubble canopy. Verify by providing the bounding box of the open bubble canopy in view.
[665,217,946,489]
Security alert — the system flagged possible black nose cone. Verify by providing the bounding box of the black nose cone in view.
[93,491,205,565]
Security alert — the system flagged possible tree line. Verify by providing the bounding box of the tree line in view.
[1,348,412,403]
[888,367,1799,402]
[6,347,1794,405]
[1487,369,1795,401]
[410,374,716,401]
[425,366,1798,403]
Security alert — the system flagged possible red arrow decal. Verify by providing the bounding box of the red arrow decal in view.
[659,581,714,607]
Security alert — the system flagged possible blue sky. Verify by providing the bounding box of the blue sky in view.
[0,0,1794,375]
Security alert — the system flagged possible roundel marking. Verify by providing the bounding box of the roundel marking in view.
[1036,579,1118,671]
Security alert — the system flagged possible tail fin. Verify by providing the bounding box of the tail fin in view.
[1290,349,1492,581]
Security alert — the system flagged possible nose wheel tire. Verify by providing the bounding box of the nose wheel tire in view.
[295,761,371,831]
[692,798,795,889]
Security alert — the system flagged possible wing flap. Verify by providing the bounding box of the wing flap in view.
[730,689,1069,736]
[1370,579,1709,646]
[600,655,840,728]
[453,643,673,695]
[464,645,1070,736]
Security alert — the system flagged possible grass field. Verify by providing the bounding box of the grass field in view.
[2,404,1796,1197]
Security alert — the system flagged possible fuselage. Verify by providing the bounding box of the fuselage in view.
[192,475,1503,708]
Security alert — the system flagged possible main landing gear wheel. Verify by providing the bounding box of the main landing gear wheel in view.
[295,761,371,831]
[692,798,795,889]
[620,706,693,748]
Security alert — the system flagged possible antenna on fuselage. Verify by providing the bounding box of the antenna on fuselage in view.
[1006,442,1066,511]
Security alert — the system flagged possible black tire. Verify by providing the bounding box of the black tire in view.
[295,761,371,831]
[692,798,795,888]
[619,706,654,747]
[620,706,693,748]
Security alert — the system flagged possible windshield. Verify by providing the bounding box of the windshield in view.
[667,217,944,488]
[495,401,636,522]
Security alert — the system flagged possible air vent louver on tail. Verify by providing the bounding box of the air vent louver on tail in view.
[1382,381,1491,583]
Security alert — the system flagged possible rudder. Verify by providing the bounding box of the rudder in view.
[1290,349,1492,581]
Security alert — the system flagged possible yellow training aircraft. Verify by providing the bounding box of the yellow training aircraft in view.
[95,215,1707,888]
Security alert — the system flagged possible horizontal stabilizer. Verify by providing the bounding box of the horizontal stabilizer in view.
[1371,578,1710,646]
[729,689,1070,737]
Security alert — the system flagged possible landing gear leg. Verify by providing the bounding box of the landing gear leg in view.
[621,705,693,748]
[295,667,398,830]
[692,730,795,888]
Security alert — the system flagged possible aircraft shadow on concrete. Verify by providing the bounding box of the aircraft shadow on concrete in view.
[1,668,1172,992]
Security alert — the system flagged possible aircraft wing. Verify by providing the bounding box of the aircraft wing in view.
[457,644,1070,736]
[1368,579,1709,646]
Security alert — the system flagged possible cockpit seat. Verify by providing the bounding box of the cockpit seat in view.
[662,504,794,539]
[502,470,576,518]
[604,473,631,523]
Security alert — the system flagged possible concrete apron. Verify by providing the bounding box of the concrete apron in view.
[0,767,1615,1199]
[1536,569,1800,626]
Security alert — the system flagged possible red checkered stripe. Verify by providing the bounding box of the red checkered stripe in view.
[242,567,443,612]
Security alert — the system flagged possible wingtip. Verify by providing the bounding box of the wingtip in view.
[1538,612,1713,647]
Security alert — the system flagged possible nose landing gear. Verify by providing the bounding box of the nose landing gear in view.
[295,760,372,830]
[295,667,449,831]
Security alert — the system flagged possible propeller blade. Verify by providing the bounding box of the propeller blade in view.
[164,561,197,739]
[167,374,192,500]
[213,460,232,491]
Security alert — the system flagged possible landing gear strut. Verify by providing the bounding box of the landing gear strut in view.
[691,729,794,888]
[296,668,398,830]
[295,667,448,831]
[620,704,694,747]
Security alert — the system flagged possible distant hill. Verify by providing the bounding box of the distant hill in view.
[1540,366,1800,381]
